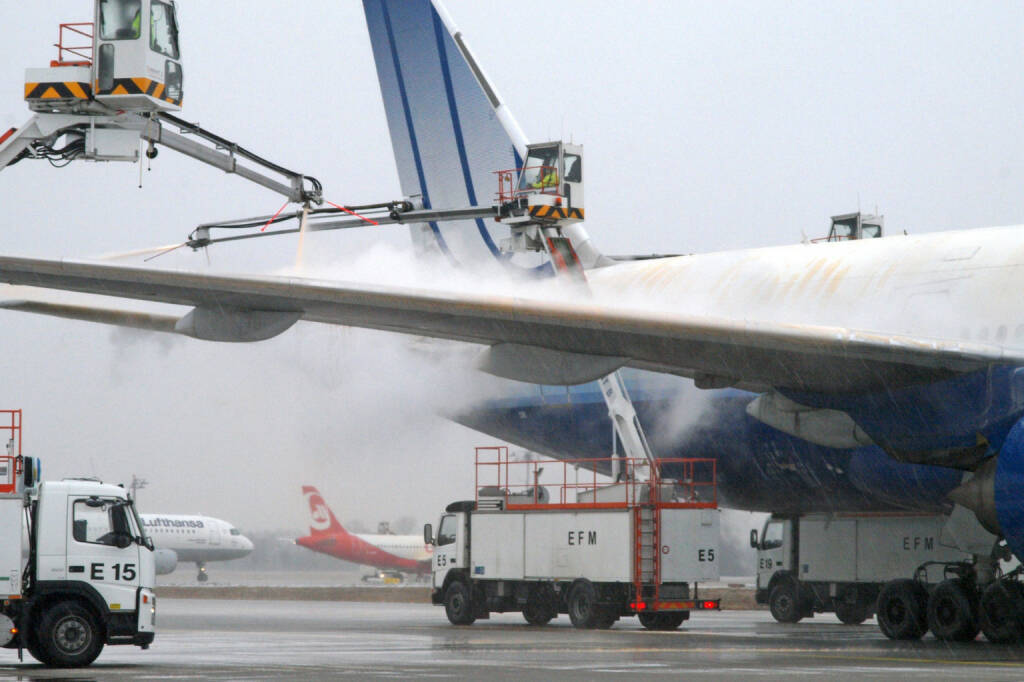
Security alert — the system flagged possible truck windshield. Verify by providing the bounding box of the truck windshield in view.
[761,520,784,550]
[126,498,152,550]
[99,0,142,40]
[150,1,180,59]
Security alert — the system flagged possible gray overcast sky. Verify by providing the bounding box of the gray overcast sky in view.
[0,1,1022,533]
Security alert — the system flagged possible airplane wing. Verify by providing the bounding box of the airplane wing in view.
[0,254,1015,395]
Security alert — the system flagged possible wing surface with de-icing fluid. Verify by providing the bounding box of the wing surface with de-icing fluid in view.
[0,252,1019,396]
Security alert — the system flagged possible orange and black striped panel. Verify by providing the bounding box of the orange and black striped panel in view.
[24,81,92,100]
[528,205,585,220]
[95,77,181,107]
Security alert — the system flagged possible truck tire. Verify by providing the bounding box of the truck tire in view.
[769,581,803,623]
[567,580,602,629]
[522,585,558,626]
[638,612,686,630]
[835,600,870,625]
[35,602,104,667]
[877,579,928,640]
[928,579,980,642]
[980,581,1024,643]
[444,580,476,626]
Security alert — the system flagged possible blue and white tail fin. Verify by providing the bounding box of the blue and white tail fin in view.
[362,0,546,273]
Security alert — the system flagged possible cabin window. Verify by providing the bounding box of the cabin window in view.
[564,154,582,183]
[73,499,131,546]
[518,147,559,191]
[437,514,457,546]
[99,0,142,41]
[150,1,181,59]
[761,520,784,550]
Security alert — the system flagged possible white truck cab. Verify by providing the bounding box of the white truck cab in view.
[0,412,156,667]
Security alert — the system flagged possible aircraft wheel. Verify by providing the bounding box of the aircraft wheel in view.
[927,579,980,642]
[769,580,803,623]
[876,579,928,640]
[36,602,104,667]
[522,585,557,626]
[980,581,1024,643]
[444,580,476,625]
[197,572,209,583]
[567,580,601,629]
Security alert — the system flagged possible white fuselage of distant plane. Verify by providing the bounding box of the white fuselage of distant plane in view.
[140,513,253,563]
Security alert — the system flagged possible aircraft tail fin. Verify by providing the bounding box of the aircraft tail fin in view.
[361,0,542,270]
[301,486,349,538]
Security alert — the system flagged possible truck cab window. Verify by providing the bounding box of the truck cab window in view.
[73,500,130,546]
[150,1,181,58]
[518,148,559,191]
[436,515,457,546]
[99,0,142,41]
[761,520,784,550]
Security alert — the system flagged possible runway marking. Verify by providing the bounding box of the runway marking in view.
[434,642,1024,669]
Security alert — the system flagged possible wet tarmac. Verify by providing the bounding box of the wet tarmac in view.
[2,599,1023,680]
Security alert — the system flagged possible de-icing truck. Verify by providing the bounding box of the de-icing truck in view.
[0,411,155,667]
[424,448,721,629]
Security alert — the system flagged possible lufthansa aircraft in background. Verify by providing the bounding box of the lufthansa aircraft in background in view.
[141,513,254,582]
[295,487,431,579]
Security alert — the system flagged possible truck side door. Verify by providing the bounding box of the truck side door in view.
[432,513,462,590]
[67,498,142,612]
[756,518,788,587]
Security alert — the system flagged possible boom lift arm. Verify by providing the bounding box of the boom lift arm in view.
[0,4,321,205]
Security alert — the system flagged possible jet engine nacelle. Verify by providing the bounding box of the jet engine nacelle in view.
[154,548,178,575]
[949,417,1024,562]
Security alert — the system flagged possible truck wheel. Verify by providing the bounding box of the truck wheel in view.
[36,602,104,667]
[444,580,476,626]
[835,600,869,625]
[523,585,557,626]
[877,579,928,640]
[638,612,686,630]
[980,581,1024,643]
[769,581,803,623]
[927,579,980,642]
[567,580,601,629]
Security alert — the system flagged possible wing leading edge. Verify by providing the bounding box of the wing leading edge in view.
[0,254,1016,395]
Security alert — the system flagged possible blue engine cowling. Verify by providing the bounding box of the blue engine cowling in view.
[996,419,1024,563]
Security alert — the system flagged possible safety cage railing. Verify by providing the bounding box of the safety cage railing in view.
[474,446,716,511]
[53,22,94,67]
[495,166,562,204]
[0,410,23,495]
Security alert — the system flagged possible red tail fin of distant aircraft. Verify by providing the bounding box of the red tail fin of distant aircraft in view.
[302,486,349,538]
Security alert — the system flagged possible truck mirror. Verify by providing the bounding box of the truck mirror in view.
[749,529,759,549]
[423,523,434,545]
[85,496,105,508]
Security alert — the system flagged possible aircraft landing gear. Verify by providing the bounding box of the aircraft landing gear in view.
[197,563,208,583]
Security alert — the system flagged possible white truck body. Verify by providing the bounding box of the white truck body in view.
[754,513,971,623]
[428,450,723,630]
[757,513,968,587]
[467,508,719,583]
